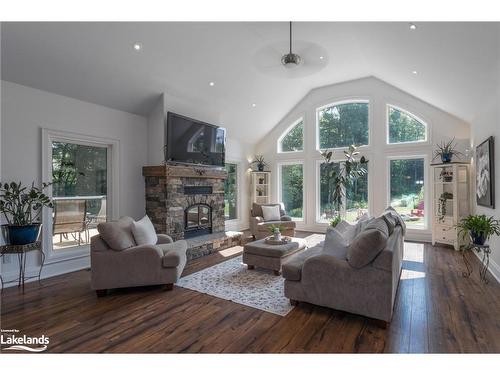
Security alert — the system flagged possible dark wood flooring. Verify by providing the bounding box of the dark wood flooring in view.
[1,232,499,353]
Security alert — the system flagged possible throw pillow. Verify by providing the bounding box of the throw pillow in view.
[323,227,349,259]
[382,213,396,235]
[347,228,388,268]
[97,216,136,251]
[335,220,358,243]
[132,215,158,246]
[364,217,390,238]
[262,205,281,222]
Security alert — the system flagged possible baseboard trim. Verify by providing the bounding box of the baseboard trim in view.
[0,255,90,289]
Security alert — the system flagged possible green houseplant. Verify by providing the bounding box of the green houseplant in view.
[0,181,53,245]
[251,155,268,172]
[456,214,500,246]
[432,138,464,163]
[321,145,368,227]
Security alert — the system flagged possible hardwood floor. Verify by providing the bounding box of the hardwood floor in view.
[1,232,500,353]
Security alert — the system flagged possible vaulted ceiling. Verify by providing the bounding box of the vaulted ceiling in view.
[2,22,499,144]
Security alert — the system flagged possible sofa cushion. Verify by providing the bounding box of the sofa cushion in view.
[132,215,158,246]
[322,227,349,259]
[97,216,136,251]
[364,217,390,237]
[381,213,396,235]
[385,206,407,235]
[252,203,285,218]
[335,220,358,243]
[347,225,388,269]
[282,245,323,281]
[262,205,281,222]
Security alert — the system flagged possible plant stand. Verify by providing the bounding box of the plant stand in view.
[0,241,44,292]
[461,244,491,284]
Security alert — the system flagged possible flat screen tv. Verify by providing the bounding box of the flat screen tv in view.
[165,112,226,167]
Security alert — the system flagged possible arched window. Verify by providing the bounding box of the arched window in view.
[317,101,369,149]
[387,105,427,144]
[278,118,303,153]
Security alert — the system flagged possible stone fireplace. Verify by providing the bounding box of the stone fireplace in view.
[143,164,227,241]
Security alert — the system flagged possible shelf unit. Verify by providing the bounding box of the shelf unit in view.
[431,163,470,250]
[251,171,271,205]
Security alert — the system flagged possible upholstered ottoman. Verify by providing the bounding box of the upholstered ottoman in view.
[243,237,307,276]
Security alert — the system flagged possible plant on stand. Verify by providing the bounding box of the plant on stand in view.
[432,138,464,163]
[0,181,53,245]
[321,145,368,227]
[251,155,268,172]
[456,215,500,246]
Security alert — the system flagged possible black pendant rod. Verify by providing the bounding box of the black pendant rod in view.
[289,21,292,54]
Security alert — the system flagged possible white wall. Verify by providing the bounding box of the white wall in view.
[470,85,500,282]
[0,80,148,282]
[255,77,471,241]
[147,94,165,165]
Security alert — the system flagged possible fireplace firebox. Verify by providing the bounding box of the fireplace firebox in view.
[184,203,212,238]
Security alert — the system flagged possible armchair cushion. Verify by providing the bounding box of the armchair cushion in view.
[159,240,188,268]
[157,234,174,244]
[252,203,285,218]
[280,215,292,222]
[132,215,158,246]
[97,216,136,251]
[262,205,281,221]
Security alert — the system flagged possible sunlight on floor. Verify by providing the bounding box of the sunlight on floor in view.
[52,228,98,250]
[219,246,244,257]
[403,242,425,263]
[401,269,426,280]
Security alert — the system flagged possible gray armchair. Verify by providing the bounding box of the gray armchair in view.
[90,216,187,296]
[250,203,296,239]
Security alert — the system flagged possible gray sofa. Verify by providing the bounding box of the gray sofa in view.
[90,216,188,296]
[250,203,296,240]
[282,213,404,324]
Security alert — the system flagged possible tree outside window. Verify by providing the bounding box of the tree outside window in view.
[390,158,425,228]
[388,106,427,144]
[224,163,238,220]
[280,164,303,219]
[279,120,303,152]
[318,102,369,149]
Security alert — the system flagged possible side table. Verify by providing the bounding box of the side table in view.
[461,243,491,284]
[0,241,44,291]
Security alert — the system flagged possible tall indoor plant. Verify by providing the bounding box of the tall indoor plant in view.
[321,145,368,226]
[432,138,464,163]
[456,214,500,246]
[0,181,53,245]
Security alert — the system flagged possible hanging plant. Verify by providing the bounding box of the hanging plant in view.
[437,192,453,221]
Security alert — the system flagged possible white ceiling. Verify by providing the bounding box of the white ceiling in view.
[2,22,499,144]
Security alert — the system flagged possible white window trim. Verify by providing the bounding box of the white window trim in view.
[224,160,240,224]
[277,117,304,154]
[277,160,305,222]
[386,104,430,146]
[41,128,120,265]
[315,99,371,151]
[386,154,429,231]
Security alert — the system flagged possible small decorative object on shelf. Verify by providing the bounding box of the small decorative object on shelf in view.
[439,169,453,182]
[251,155,268,172]
[432,138,464,163]
[0,181,53,245]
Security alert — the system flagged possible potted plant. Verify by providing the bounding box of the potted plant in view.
[432,138,464,163]
[251,155,268,172]
[321,145,368,226]
[268,224,285,241]
[439,169,453,182]
[0,181,53,245]
[456,214,500,246]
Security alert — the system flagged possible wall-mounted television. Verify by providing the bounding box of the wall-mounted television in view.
[165,112,226,167]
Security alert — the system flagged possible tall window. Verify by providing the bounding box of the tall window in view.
[224,163,238,220]
[51,141,108,250]
[389,158,425,228]
[279,163,304,220]
[318,162,369,223]
[278,119,304,152]
[387,106,427,144]
[317,101,369,149]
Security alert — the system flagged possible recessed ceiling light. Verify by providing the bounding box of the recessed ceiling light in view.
[251,103,257,108]
[319,56,325,60]
[209,81,215,87]
[409,23,417,30]
[133,42,142,51]
[412,70,418,75]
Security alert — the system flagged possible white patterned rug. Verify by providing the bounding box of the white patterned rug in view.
[177,255,294,316]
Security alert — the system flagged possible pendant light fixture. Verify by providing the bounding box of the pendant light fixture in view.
[281,22,302,68]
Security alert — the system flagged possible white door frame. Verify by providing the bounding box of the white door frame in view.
[41,128,120,264]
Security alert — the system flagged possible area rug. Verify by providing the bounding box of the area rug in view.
[176,255,294,316]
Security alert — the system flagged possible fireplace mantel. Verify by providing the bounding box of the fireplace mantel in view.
[143,164,227,180]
